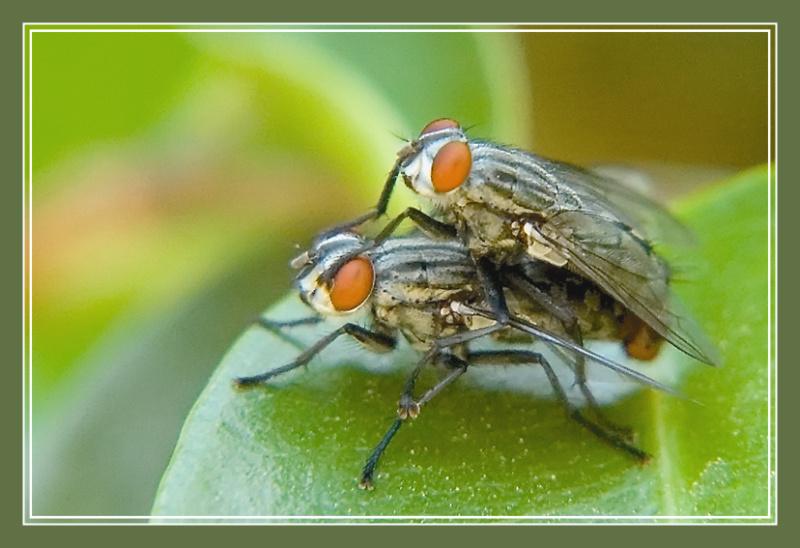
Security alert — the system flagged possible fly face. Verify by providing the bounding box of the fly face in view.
[398,118,472,199]
[292,230,485,348]
[292,230,375,316]
[384,119,719,366]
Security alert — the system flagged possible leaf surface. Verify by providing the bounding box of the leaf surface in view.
[152,167,772,521]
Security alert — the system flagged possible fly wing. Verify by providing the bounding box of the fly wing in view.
[471,142,694,247]
[543,210,720,366]
[537,156,696,247]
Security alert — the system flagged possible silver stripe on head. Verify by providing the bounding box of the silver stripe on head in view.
[293,231,368,316]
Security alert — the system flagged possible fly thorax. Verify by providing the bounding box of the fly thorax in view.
[372,304,399,334]
[373,305,431,350]
[520,221,569,267]
[454,203,518,260]
[372,279,459,310]
[390,305,462,350]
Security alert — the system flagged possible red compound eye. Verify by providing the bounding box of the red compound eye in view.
[430,140,472,193]
[420,118,460,136]
[329,257,374,312]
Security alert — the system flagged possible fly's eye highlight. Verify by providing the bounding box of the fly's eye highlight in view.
[431,140,472,193]
[420,118,460,136]
[329,256,375,312]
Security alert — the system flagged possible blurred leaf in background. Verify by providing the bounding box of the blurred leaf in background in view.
[26,27,771,519]
[29,27,531,517]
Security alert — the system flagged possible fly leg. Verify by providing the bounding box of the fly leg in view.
[359,417,403,490]
[473,256,510,324]
[504,269,635,443]
[466,349,651,463]
[252,316,324,350]
[317,157,405,234]
[256,316,323,330]
[324,207,458,280]
[360,349,469,489]
[318,160,403,233]
[441,305,681,396]
[395,349,430,419]
[397,349,470,417]
[372,207,458,244]
[234,324,396,387]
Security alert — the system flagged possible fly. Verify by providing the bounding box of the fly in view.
[235,229,683,489]
[345,119,720,368]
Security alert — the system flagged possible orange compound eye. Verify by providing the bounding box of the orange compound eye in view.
[329,257,375,312]
[430,140,472,193]
[420,118,460,136]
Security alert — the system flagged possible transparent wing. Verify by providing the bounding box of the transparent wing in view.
[542,210,720,366]
[534,156,696,247]
[471,143,694,247]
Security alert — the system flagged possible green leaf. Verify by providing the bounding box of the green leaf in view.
[151,166,771,521]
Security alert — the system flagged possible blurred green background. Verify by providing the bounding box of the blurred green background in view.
[27,28,769,517]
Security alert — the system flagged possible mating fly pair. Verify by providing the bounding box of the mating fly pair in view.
[235,119,719,489]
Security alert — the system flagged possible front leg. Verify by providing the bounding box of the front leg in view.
[250,316,324,351]
[373,207,457,245]
[319,157,405,235]
[256,316,323,331]
[234,323,396,387]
